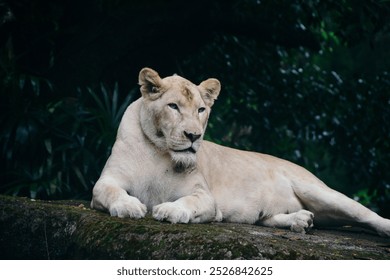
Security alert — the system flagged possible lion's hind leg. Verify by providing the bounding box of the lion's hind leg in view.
[292,181,390,237]
[259,210,314,234]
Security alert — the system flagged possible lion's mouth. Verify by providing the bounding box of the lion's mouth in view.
[172,147,196,154]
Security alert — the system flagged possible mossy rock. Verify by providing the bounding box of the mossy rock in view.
[0,195,389,259]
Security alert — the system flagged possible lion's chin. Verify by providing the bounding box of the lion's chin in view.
[170,151,197,172]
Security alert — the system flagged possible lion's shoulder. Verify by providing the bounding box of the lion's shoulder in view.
[117,98,144,140]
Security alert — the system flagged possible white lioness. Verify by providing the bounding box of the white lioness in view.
[91,67,390,237]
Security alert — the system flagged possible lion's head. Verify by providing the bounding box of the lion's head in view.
[138,67,220,171]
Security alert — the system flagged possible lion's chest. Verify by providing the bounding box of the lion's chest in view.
[130,167,192,210]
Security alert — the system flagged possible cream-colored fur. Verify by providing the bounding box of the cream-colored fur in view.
[91,67,390,237]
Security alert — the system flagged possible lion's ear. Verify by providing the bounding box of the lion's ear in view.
[199,78,221,107]
[139,67,164,100]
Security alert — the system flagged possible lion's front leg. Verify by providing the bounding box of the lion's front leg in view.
[91,179,147,219]
[152,188,217,224]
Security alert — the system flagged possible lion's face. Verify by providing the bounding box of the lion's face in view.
[138,68,221,170]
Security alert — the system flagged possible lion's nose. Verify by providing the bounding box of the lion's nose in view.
[184,131,201,143]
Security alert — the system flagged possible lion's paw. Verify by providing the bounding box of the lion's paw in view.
[153,202,192,224]
[109,195,147,219]
[290,210,314,234]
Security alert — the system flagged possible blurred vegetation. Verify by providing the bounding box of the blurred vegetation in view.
[0,0,389,216]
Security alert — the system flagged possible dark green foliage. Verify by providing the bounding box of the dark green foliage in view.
[0,78,135,199]
[0,0,389,216]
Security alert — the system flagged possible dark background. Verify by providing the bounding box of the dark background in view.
[1,0,389,217]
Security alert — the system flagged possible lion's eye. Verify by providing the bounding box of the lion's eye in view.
[168,103,179,111]
[198,107,206,114]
